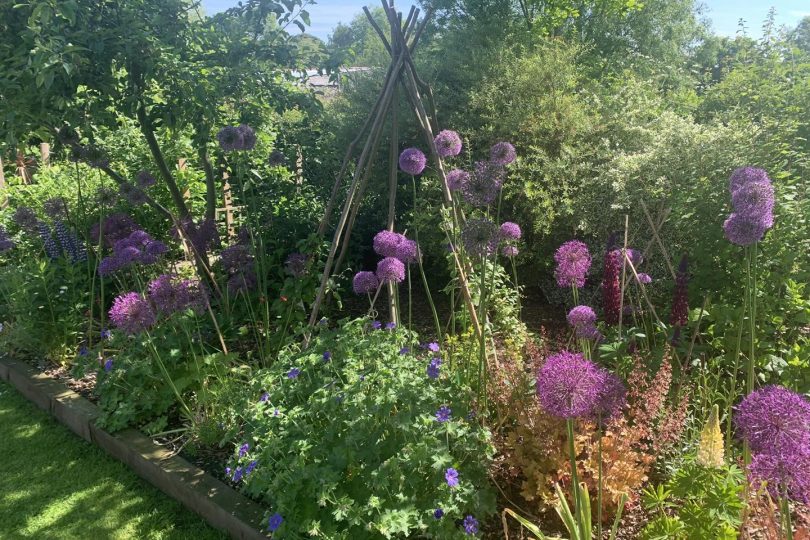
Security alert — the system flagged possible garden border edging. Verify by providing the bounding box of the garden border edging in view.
[0,357,269,540]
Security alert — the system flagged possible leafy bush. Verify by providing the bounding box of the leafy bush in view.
[229,319,497,538]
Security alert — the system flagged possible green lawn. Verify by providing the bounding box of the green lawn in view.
[0,380,227,540]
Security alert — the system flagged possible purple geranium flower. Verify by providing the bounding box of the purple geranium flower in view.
[267,513,283,532]
[445,467,459,488]
[435,405,451,423]
[287,368,301,379]
[463,515,479,535]
[434,508,444,519]
[427,357,441,379]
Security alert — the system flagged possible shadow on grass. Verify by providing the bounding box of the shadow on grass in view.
[0,381,227,540]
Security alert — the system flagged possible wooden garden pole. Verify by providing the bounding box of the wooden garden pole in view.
[0,155,7,209]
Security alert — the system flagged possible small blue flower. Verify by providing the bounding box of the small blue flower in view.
[427,342,440,352]
[78,346,89,357]
[435,405,451,423]
[371,320,382,330]
[323,351,332,362]
[399,347,410,355]
[272,408,280,417]
[100,328,111,340]
[434,508,444,519]
[385,322,396,330]
[445,467,459,488]
[225,466,231,477]
[259,392,270,402]
[463,515,479,535]
[427,358,442,379]
[238,442,250,457]
[268,512,283,532]
[232,466,244,483]
[103,358,113,372]
[287,368,301,379]
[245,460,258,475]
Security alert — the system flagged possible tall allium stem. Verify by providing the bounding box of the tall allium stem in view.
[781,488,793,540]
[571,284,579,306]
[478,259,488,401]
[597,423,603,540]
[566,418,582,529]
[510,256,521,318]
[726,299,747,450]
[407,265,413,333]
[411,176,441,343]
[747,243,758,396]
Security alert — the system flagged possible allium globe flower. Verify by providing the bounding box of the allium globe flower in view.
[461,161,504,207]
[624,248,643,267]
[135,170,156,188]
[734,385,810,455]
[237,124,257,150]
[284,252,308,277]
[554,240,591,289]
[434,130,462,158]
[89,213,138,248]
[592,371,627,424]
[501,245,519,257]
[500,221,521,241]
[536,351,604,419]
[731,180,775,222]
[353,271,380,294]
[12,206,39,233]
[729,167,770,194]
[109,292,156,335]
[268,149,285,167]
[373,230,404,258]
[490,141,516,165]
[446,169,469,191]
[147,274,206,315]
[376,257,405,284]
[723,213,768,247]
[399,148,427,175]
[461,217,499,258]
[567,305,597,329]
[396,238,419,264]
[748,448,810,504]
[217,126,244,152]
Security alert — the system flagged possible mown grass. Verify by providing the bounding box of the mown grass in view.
[0,380,227,540]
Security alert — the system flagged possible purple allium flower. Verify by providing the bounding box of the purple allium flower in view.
[228,269,258,294]
[43,197,68,219]
[376,257,405,284]
[267,513,283,532]
[446,169,470,191]
[220,244,253,273]
[500,221,521,241]
[217,126,244,152]
[731,180,775,221]
[554,240,591,289]
[461,217,499,258]
[434,508,444,519]
[723,212,769,247]
[89,213,138,248]
[461,161,504,207]
[734,385,810,455]
[399,148,427,175]
[637,273,652,284]
[237,124,257,151]
[371,320,382,330]
[463,515,479,535]
[578,325,604,343]
[567,305,597,330]
[670,255,689,326]
[148,274,206,315]
[287,368,301,379]
[501,245,519,257]
[396,239,419,264]
[729,167,770,194]
[749,448,810,504]
[135,170,156,188]
[0,227,15,253]
[427,357,442,379]
[176,217,219,255]
[592,371,626,424]
[624,248,644,267]
[435,405,452,423]
[373,230,404,258]
[445,467,459,488]
[284,252,308,277]
[239,442,250,457]
[12,206,39,233]
[427,342,440,352]
[323,351,332,362]
[353,271,379,294]
[490,142,516,165]
[602,250,622,325]
[434,130,462,158]
[103,358,113,372]
[109,292,156,335]
[119,182,148,205]
[536,351,604,419]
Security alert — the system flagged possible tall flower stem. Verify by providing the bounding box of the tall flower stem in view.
[597,424,604,540]
[747,243,758,396]
[411,176,441,343]
[781,490,793,540]
[477,258,488,401]
[510,256,521,319]
[566,418,582,529]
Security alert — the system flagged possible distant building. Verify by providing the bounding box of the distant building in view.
[294,67,375,98]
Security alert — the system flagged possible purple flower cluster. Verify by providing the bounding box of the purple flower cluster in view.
[463,515,479,535]
[427,357,442,379]
[461,217,499,258]
[109,292,157,335]
[220,244,257,294]
[353,271,379,294]
[434,130,462,158]
[372,230,418,263]
[99,230,168,276]
[376,257,405,284]
[175,217,219,255]
[0,226,14,253]
[554,240,591,289]
[536,351,625,421]
[217,124,257,152]
[461,161,504,207]
[723,167,775,246]
[284,252,308,278]
[13,206,39,233]
[566,305,601,341]
[446,169,470,191]
[119,182,147,205]
[53,221,87,263]
[147,274,207,315]
[399,148,427,175]
[445,467,459,487]
[490,142,516,166]
[267,513,283,532]
[435,405,451,423]
[38,222,60,259]
[735,386,810,503]
[89,213,139,248]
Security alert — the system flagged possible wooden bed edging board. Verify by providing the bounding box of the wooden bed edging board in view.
[0,357,269,540]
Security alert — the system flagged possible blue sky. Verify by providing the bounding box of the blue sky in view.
[201,0,809,41]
